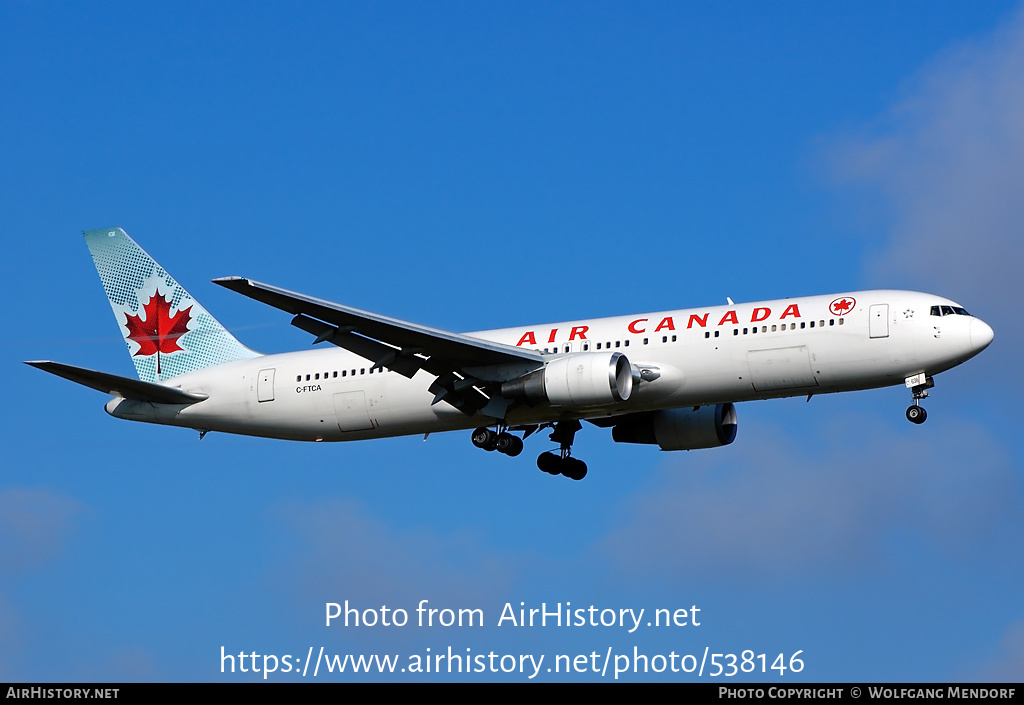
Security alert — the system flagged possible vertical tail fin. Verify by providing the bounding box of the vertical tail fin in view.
[85,227,260,383]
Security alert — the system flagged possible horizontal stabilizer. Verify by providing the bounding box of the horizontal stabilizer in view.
[25,361,208,404]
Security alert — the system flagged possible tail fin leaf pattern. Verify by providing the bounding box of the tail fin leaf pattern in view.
[85,228,260,382]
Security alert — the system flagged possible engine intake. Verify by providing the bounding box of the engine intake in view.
[501,352,633,408]
[612,403,738,450]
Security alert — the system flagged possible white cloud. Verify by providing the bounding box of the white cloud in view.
[826,8,1024,364]
[601,418,1019,580]
[965,618,1024,681]
[0,487,84,680]
[0,487,83,576]
[274,497,515,620]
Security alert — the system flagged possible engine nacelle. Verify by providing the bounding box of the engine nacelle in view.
[501,352,633,408]
[612,403,738,450]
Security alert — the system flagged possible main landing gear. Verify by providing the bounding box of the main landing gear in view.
[470,419,588,480]
[905,374,935,425]
[471,426,524,456]
[537,420,587,481]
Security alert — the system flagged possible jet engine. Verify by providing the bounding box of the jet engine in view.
[501,352,634,408]
[611,403,737,450]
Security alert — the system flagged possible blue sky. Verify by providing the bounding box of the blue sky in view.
[2,1,1022,682]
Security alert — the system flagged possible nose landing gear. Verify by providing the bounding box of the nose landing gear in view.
[905,374,934,425]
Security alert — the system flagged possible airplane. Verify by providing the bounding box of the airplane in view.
[27,228,994,481]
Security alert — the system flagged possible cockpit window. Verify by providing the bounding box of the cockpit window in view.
[931,304,971,317]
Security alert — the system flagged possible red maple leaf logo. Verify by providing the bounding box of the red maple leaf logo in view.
[830,297,855,316]
[123,290,192,373]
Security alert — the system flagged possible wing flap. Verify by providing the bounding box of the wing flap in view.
[290,314,425,378]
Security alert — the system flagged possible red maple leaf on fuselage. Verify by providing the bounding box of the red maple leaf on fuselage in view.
[833,299,852,312]
[123,290,192,372]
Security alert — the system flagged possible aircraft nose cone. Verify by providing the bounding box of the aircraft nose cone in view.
[970,318,994,352]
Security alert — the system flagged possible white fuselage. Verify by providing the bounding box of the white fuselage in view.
[105,290,993,441]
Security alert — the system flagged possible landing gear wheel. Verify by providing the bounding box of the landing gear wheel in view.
[562,457,588,481]
[906,406,927,424]
[499,434,524,457]
[495,432,523,456]
[471,427,498,451]
[536,421,589,480]
[537,452,561,475]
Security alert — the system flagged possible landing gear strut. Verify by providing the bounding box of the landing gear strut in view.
[536,420,587,481]
[905,374,934,425]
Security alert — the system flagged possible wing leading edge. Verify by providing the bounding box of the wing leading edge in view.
[213,277,544,416]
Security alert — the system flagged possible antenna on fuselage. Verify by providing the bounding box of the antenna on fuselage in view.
[727,297,734,305]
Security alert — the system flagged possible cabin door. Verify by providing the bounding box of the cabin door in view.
[257,368,275,402]
[869,304,889,339]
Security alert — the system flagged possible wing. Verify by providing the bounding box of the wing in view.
[213,277,543,416]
